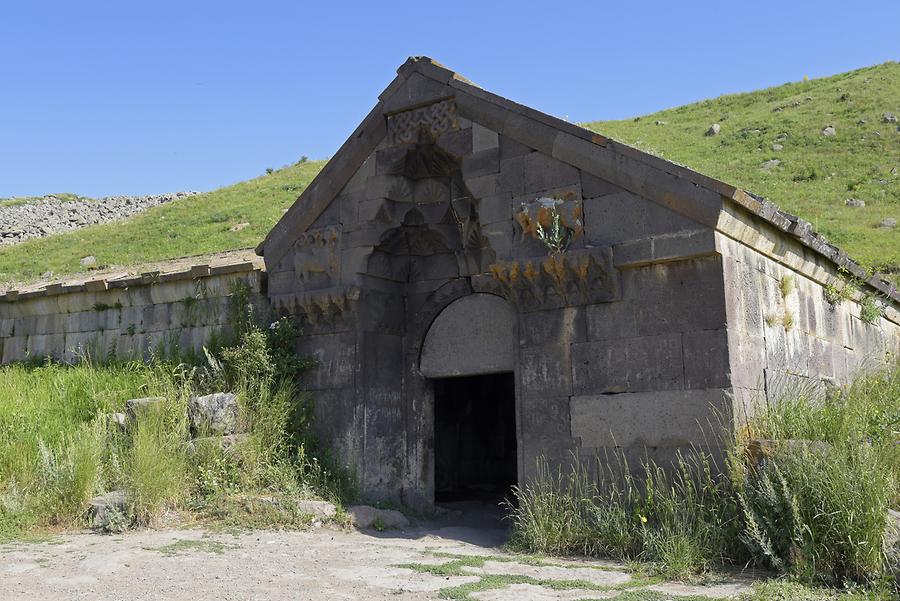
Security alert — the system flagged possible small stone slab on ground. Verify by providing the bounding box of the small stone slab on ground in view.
[101,412,126,433]
[462,560,631,587]
[471,583,616,600]
[347,505,410,529]
[125,397,166,425]
[87,491,127,529]
[296,500,337,520]
[647,581,751,597]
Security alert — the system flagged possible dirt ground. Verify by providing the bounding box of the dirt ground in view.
[0,507,754,601]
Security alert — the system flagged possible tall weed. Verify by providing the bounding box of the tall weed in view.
[509,364,900,587]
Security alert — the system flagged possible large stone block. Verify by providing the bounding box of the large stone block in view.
[2,336,27,363]
[481,220,513,260]
[381,71,451,114]
[464,173,501,199]
[436,127,473,158]
[26,333,65,358]
[420,294,516,378]
[296,332,357,390]
[519,437,580,485]
[522,152,580,194]
[519,345,573,400]
[727,331,767,390]
[188,392,238,437]
[580,171,622,198]
[141,303,171,331]
[622,259,727,335]
[311,388,363,470]
[478,193,513,225]
[519,307,586,347]
[498,154,529,196]
[519,396,572,443]
[572,333,684,394]
[472,122,499,153]
[682,329,731,389]
[570,388,730,447]
[584,191,649,245]
[808,336,835,379]
[499,134,533,160]
[585,301,637,341]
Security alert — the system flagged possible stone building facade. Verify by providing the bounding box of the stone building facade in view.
[257,57,900,510]
[1,58,897,512]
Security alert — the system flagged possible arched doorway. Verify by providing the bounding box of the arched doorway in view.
[420,294,518,504]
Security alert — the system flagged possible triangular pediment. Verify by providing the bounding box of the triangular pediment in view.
[257,56,897,304]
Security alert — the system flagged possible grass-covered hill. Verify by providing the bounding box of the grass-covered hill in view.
[0,161,324,284]
[0,61,896,285]
[585,61,900,274]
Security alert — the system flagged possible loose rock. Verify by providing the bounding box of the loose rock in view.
[79,255,97,268]
[884,112,898,123]
[229,222,251,232]
[188,392,237,437]
[347,505,410,530]
[879,218,897,229]
[705,123,721,136]
[0,192,199,246]
[761,159,781,171]
[771,143,784,151]
[846,198,866,208]
[822,125,836,136]
[87,491,128,530]
[125,397,166,425]
[297,500,337,520]
[101,412,127,433]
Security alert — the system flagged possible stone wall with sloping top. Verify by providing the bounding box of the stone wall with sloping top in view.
[0,253,267,364]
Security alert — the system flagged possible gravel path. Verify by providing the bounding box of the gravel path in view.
[0,521,753,600]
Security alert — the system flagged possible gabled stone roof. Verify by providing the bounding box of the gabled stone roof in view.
[258,56,898,305]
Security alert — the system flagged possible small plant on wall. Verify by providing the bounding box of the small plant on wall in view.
[766,275,795,331]
[823,265,891,325]
[515,195,583,255]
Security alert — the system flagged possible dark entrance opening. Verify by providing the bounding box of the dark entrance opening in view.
[433,372,517,503]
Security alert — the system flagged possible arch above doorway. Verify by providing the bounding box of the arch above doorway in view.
[419,293,516,378]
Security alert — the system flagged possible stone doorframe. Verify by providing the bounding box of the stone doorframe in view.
[401,280,520,511]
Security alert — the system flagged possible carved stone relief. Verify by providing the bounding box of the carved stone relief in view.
[291,226,340,289]
[485,249,616,311]
[386,99,459,145]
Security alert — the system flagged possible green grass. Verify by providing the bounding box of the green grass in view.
[0,161,324,285]
[0,320,353,541]
[507,365,900,593]
[146,538,238,556]
[585,61,900,273]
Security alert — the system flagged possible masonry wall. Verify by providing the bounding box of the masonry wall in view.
[514,255,732,483]
[719,227,900,420]
[0,261,266,364]
[261,97,739,506]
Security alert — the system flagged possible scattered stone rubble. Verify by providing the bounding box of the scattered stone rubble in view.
[0,192,198,246]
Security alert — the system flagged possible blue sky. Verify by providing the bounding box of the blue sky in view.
[1,1,898,198]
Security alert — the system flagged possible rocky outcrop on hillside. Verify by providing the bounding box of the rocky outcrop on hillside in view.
[0,192,198,245]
